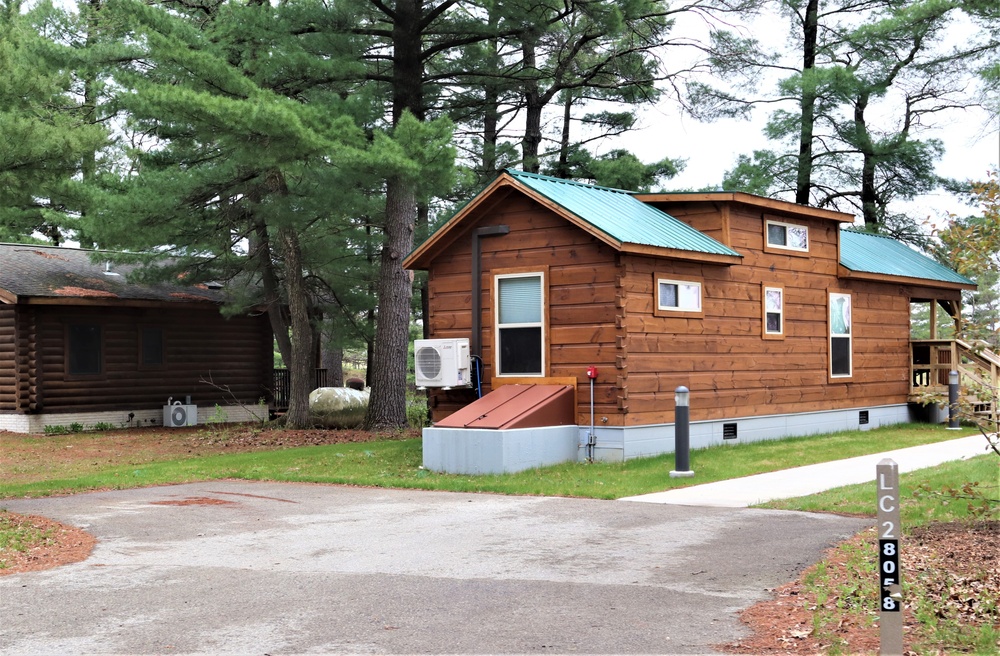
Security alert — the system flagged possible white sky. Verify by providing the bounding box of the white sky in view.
[598,9,1000,226]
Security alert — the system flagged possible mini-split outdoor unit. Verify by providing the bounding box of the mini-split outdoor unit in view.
[163,401,198,427]
[414,338,471,389]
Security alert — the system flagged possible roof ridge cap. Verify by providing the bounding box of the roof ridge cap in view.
[504,168,633,194]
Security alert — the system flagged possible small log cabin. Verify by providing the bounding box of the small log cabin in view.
[0,244,273,433]
[404,170,977,462]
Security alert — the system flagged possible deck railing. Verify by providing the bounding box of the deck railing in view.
[272,368,328,410]
[910,339,999,425]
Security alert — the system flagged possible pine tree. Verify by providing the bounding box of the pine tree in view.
[0,0,106,244]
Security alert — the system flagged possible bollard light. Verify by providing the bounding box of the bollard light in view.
[675,386,690,408]
[947,370,961,430]
[670,385,694,478]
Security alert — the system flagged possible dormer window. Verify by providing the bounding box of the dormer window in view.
[765,220,809,252]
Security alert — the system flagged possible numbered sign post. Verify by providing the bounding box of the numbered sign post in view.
[877,458,903,656]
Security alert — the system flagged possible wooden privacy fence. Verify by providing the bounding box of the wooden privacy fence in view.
[272,368,328,410]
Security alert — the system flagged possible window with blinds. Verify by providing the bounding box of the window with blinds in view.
[495,273,544,375]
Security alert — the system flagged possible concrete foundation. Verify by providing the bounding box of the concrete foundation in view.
[0,404,268,435]
[422,425,580,474]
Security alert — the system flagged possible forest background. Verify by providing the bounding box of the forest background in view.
[1,0,997,429]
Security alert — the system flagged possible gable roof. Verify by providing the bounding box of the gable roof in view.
[404,170,742,269]
[838,230,976,289]
[0,243,227,305]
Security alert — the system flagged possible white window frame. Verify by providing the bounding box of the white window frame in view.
[829,291,853,379]
[763,285,784,338]
[656,277,702,314]
[765,219,809,252]
[494,271,546,377]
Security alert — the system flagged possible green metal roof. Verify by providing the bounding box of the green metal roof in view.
[507,170,741,258]
[839,230,974,286]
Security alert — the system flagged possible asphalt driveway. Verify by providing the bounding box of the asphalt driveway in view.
[0,481,870,655]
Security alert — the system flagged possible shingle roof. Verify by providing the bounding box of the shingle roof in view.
[839,230,975,286]
[506,170,741,258]
[0,243,226,304]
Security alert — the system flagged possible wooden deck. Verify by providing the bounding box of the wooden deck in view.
[910,339,999,425]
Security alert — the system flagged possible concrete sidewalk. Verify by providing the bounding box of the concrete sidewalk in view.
[621,433,992,508]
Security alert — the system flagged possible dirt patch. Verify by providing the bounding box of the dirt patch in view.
[0,512,96,577]
[724,521,1000,654]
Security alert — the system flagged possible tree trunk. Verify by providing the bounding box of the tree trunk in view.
[522,29,543,173]
[364,0,423,429]
[855,92,879,225]
[555,92,573,178]
[364,176,416,429]
[320,340,344,387]
[280,226,316,428]
[796,0,819,205]
[253,221,292,369]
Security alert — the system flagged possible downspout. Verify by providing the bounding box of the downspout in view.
[471,225,510,368]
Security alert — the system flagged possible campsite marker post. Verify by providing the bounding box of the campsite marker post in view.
[877,458,903,656]
[670,386,694,478]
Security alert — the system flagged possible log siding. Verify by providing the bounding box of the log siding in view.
[417,184,959,430]
[1,304,271,415]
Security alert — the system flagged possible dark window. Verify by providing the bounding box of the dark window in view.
[767,223,787,246]
[831,337,852,376]
[141,327,164,366]
[498,327,542,375]
[68,324,102,375]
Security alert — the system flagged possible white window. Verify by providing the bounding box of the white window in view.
[830,292,852,377]
[495,272,545,376]
[766,220,809,252]
[763,286,783,337]
[657,278,701,313]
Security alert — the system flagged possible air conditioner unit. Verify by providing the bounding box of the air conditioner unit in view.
[163,402,198,427]
[414,338,471,389]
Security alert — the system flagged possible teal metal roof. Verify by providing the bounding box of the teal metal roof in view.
[839,230,974,286]
[507,170,741,258]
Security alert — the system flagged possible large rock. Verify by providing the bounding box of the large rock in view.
[309,387,370,428]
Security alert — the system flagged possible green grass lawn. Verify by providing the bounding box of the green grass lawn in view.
[0,421,975,500]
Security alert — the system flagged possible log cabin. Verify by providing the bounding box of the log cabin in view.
[404,170,985,471]
[0,244,273,433]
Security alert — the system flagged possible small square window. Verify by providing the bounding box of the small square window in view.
[765,220,809,252]
[657,279,701,313]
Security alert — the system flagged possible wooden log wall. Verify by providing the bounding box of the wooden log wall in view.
[425,194,622,424]
[619,205,911,425]
[24,305,272,413]
[0,306,16,412]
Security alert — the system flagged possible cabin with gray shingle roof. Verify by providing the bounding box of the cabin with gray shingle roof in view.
[0,244,273,433]
[404,170,982,469]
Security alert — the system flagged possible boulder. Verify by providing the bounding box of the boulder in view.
[309,387,370,428]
